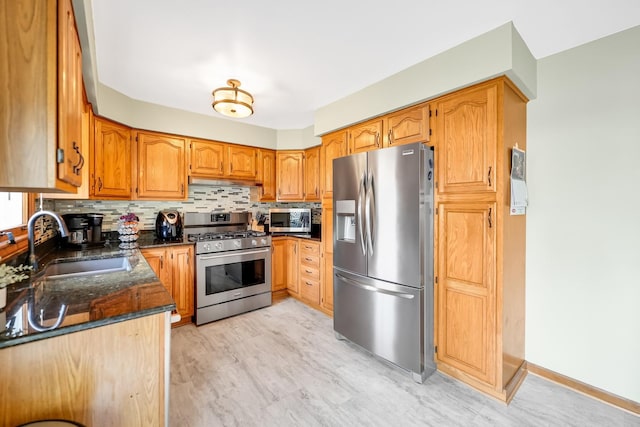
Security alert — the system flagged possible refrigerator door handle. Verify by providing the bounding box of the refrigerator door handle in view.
[365,169,375,256]
[335,273,415,300]
[357,171,367,256]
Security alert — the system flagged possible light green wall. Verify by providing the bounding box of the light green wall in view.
[313,22,537,136]
[96,84,278,149]
[276,127,321,150]
[526,25,640,402]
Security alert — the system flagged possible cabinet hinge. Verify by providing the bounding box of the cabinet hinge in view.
[429,129,432,136]
[56,148,64,164]
[435,109,438,116]
[429,109,432,117]
[435,276,438,284]
[135,187,139,194]
[434,346,438,354]
[135,136,138,142]
[435,181,438,190]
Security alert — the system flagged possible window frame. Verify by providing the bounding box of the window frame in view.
[0,193,36,261]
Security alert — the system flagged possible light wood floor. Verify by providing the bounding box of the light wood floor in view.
[170,298,639,426]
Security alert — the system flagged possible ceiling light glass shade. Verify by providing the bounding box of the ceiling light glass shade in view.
[212,79,254,118]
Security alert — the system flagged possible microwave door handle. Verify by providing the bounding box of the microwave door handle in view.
[357,171,367,256]
[365,169,375,257]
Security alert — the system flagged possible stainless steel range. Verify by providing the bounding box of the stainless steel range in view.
[185,212,272,326]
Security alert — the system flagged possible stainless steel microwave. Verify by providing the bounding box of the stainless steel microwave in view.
[269,208,311,233]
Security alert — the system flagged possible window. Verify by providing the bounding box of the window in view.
[0,192,25,230]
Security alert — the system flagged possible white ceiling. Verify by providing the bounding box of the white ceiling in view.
[91,0,640,130]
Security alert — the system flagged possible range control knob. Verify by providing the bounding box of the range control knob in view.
[203,243,211,252]
[234,240,241,248]
[215,242,223,250]
[251,239,257,246]
[260,238,268,246]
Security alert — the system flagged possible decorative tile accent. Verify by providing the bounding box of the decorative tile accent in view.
[44,186,320,232]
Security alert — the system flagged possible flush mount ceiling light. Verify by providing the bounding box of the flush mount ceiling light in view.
[211,79,254,119]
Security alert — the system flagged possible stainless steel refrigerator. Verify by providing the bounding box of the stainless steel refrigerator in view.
[333,142,435,383]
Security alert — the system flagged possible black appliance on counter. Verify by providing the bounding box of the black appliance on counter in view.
[155,210,183,240]
[62,213,104,247]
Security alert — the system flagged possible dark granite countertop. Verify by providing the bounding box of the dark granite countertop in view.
[270,233,322,242]
[135,231,193,249]
[0,245,175,350]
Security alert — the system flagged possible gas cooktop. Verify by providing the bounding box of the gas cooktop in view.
[187,230,267,242]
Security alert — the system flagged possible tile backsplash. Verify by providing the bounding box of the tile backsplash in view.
[44,185,320,232]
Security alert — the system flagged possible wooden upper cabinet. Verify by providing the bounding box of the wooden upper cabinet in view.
[385,103,430,147]
[257,149,277,201]
[57,0,84,188]
[320,130,347,201]
[435,82,497,194]
[276,151,304,201]
[304,146,321,201]
[349,119,383,154]
[135,131,187,200]
[227,145,257,179]
[189,139,226,178]
[0,0,83,192]
[92,117,132,199]
[437,202,497,385]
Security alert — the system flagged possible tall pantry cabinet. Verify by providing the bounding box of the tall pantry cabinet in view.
[433,77,527,403]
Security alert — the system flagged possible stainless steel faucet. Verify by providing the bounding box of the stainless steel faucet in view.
[27,210,70,270]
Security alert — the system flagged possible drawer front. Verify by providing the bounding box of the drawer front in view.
[300,242,320,256]
[300,264,320,281]
[300,276,320,305]
[300,253,320,268]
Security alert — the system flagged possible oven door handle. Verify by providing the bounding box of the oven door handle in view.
[197,248,270,260]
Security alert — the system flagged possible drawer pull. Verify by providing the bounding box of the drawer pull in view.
[305,269,313,274]
[305,257,313,261]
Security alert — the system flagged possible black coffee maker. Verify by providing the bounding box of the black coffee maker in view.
[62,213,104,247]
[155,210,183,241]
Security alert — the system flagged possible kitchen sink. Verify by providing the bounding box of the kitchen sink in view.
[43,256,132,279]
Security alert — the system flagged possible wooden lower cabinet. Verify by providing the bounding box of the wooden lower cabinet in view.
[271,237,331,315]
[0,312,170,427]
[436,202,496,385]
[320,200,334,315]
[285,239,299,295]
[141,245,194,327]
[299,240,321,306]
[271,238,287,293]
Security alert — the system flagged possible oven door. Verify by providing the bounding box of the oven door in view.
[196,247,271,308]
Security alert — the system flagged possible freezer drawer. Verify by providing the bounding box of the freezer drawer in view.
[333,268,426,380]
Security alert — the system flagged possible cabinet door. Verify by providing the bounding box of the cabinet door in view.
[437,202,496,385]
[135,131,187,200]
[227,145,257,179]
[321,201,334,312]
[57,0,83,187]
[271,239,287,291]
[304,146,321,201]
[171,245,194,322]
[141,247,171,294]
[92,117,131,198]
[257,149,277,201]
[385,103,430,147]
[436,83,497,194]
[285,239,299,294]
[276,151,304,201]
[320,130,347,201]
[349,119,383,154]
[190,139,226,178]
